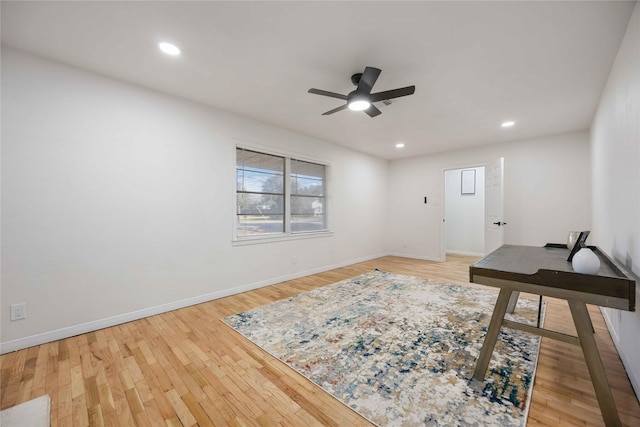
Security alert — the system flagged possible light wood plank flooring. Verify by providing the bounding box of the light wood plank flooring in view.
[1,255,639,426]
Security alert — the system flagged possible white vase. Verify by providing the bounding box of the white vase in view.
[572,248,600,275]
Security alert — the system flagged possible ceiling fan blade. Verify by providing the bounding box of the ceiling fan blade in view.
[322,104,348,115]
[364,104,382,118]
[370,85,416,102]
[357,67,382,94]
[308,88,348,100]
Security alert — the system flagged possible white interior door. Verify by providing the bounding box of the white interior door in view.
[484,157,505,254]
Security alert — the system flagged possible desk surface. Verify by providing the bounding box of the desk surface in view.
[470,244,635,311]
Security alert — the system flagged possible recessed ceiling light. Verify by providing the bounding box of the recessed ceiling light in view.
[395,142,405,148]
[501,121,515,128]
[158,42,181,56]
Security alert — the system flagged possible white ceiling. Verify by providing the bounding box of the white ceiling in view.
[1,1,635,159]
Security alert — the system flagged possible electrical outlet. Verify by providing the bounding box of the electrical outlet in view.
[10,303,27,321]
[292,256,298,265]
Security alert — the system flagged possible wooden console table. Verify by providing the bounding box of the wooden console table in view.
[470,244,635,427]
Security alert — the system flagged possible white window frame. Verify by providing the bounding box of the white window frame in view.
[233,144,332,244]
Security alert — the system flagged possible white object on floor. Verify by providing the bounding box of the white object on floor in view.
[0,395,50,427]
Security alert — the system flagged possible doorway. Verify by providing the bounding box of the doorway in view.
[444,167,486,257]
[441,157,505,261]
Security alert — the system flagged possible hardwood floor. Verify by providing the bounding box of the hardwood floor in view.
[1,255,639,426]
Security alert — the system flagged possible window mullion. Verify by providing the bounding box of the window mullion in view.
[284,157,292,234]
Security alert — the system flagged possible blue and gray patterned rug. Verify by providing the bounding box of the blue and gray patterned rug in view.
[223,270,543,426]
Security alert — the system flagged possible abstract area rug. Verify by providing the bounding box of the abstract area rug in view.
[0,395,51,427]
[223,270,544,426]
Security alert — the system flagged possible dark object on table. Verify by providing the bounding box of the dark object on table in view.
[567,230,590,262]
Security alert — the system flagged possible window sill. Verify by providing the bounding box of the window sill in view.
[232,230,334,246]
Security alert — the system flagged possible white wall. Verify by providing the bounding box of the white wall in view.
[386,131,592,261]
[0,49,388,351]
[591,2,640,398]
[445,167,485,256]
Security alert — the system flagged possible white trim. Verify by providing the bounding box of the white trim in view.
[233,138,332,166]
[600,307,620,342]
[445,250,485,257]
[0,252,386,354]
[232,230,333,246]
[385,252,443,262]
[600,307,640,402]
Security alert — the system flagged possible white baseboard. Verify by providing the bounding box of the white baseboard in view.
[445,250,485,257]
[600,307,640,403]
[0,253,387,354]
[386,252,443,262]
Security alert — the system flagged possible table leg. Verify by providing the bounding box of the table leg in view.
[473,288,512,381]
[506,290,520,314]
[568,300,621,427]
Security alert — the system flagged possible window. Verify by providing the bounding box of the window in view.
[236,147,328,239]
[236,149,285,237]
[290,159,326,232]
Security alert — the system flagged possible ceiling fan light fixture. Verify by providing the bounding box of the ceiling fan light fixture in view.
[158,42,181,56]
[348,100,371,111]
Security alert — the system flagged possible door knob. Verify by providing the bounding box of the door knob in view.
[493,221,507,226]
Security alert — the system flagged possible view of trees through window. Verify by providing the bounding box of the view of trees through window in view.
[236,148,327,237]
